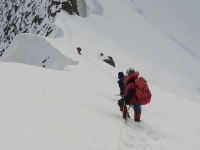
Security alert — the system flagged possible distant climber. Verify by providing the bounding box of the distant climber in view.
[99,53,115,67]
[77,47,81,54]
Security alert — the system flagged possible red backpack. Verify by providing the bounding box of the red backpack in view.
[135,77,151,105]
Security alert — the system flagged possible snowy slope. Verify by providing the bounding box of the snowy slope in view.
[166,0,200,36]
[1,62,200,150]
[0,0,200,149]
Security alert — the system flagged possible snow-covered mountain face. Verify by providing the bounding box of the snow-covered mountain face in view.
[0,1,200,149]
[0,0,78,56]
[73,0,200,103]
[0,0,200,103]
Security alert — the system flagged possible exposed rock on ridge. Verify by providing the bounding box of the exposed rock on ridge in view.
[62,0,79,16]
[0,0,79,57]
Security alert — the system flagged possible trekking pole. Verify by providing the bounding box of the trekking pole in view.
[127,105,131,112]
[125,105,132,123]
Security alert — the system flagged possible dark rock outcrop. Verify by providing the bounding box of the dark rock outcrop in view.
[62,0,79,16]
[104,56,115,67]
[100,53,115,67]
[0,0,79,56]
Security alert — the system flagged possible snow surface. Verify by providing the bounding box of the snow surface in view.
[0,0,200,149]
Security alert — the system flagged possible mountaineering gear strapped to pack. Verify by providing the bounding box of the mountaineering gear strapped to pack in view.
[135,77,152,105]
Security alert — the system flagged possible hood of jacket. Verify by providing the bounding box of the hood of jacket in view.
[126,71,139,82]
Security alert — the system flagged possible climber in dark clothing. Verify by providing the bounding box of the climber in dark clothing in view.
[117,72,125,97]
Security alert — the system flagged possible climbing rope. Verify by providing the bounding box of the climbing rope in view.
[118,100,126,150]
[72,49,124,149]
[118,119,123,150]
[118,104,132,150]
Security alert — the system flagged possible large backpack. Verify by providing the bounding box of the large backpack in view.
[135,77,151,105]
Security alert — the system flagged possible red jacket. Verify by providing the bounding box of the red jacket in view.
[124,71,139,104]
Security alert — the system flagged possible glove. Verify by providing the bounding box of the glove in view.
[119,94,124,98]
